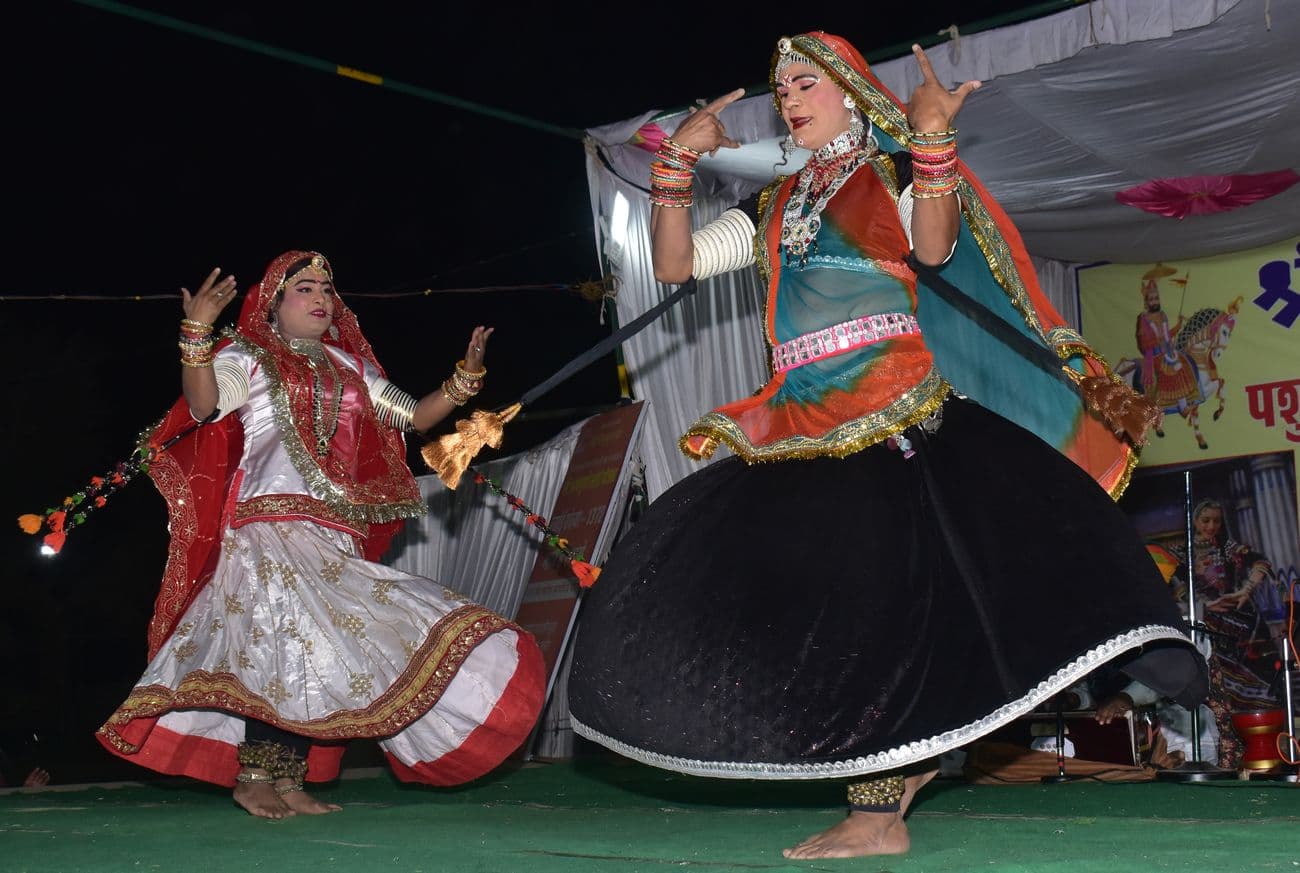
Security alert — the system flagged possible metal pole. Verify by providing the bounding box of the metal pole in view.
[1281,638,1298,782]
[1158,469,1233,781]
[1185,470,1203,765]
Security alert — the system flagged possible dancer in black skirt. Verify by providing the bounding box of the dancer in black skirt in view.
[569,33,1206,859]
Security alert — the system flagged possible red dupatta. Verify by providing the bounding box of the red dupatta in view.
[142,251,423,659]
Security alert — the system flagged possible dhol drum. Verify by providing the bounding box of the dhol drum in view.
[1230,709,1287,773]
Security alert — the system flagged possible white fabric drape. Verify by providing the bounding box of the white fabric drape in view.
[1031,255,1083,329]
[587,163,770,500]
[385,420,584,617]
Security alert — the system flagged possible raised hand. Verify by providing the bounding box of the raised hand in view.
[463,325,493,372]
[906,44,980,134]
[181,267,238,325]
[667,88,747,156]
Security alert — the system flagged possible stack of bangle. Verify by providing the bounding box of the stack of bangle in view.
[649,138,700,208]
[909,129,959,199]
[179,318,216,367]
[442,359,485,407]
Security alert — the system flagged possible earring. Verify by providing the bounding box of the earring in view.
[780,133,797,160]
[843,93,855,109]
[848,111,865,139]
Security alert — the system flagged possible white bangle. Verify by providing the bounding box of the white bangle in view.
[690,208,757,280]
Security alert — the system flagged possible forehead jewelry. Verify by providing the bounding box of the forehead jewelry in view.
[775,36,818,79]
[280,254,333,293]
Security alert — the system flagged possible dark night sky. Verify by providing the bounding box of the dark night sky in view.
[3,0,1053,782]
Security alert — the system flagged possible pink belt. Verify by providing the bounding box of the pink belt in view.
[772,312,921,373]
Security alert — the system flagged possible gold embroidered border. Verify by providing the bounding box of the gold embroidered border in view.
[227,331,425,528]
[138,416,207,659]
[1053,339,1117,381]
[753,176,788,286]
[867,151,900,197]
[951,180,1050,343]
[679,370,950,463]
[1108,449,1141,502]
[233,493,365,536]
[98,605,515,747]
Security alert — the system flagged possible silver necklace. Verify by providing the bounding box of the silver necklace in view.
[780,138,876,269]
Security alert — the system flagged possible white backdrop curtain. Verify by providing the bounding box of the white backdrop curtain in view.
[385,419,584,616]
[586,150,770,500]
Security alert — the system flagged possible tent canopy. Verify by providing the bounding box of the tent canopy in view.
[589,0,1299,264]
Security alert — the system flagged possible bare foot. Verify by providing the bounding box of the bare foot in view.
[233,769,294,820]
[276,780,342,815]
[783,810,909,860]
[901,768,938,816]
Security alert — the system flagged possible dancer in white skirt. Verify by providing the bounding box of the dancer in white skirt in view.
[97,251,545,818]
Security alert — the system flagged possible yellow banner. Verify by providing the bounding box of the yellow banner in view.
[1078,238,1300,615]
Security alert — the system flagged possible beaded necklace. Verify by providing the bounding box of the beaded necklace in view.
[288,337,343,456]
[780,126,878,268]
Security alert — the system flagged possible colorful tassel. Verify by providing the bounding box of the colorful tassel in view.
[469,470,600,587]
[571,560,602,589]
[19,437,165,554]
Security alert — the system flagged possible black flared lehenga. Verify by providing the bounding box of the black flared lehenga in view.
[568,81,1205,778]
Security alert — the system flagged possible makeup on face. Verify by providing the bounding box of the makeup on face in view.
[775,65,851,150]
[276,270,336,340]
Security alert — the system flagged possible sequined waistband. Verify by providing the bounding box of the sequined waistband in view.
[772,312,920,374]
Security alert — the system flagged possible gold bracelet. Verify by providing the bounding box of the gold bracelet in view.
[451,369,482,391]
[441,378,470,406]
[456,359,486,379]
[181,318,215,332]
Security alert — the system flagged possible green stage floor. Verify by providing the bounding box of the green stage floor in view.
[4,757,1299,872]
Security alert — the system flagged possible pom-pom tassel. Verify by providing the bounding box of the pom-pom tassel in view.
[571,560,602,589]
[421,403,522,489]
[17,514,44,535]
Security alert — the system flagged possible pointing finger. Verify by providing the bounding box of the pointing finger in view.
[704,87,747,114]
[911,44,939,85]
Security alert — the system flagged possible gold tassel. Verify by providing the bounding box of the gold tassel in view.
[421,403,521,489]
[1079,375,1163,446]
